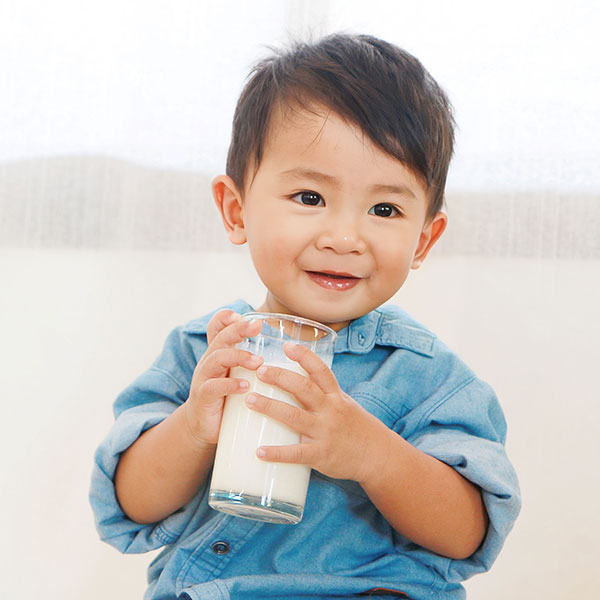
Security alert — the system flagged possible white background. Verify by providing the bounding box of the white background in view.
[1,0,599,191]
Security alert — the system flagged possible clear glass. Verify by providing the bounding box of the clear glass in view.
[208,312,337,524]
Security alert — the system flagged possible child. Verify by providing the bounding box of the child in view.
[90,33,520,600]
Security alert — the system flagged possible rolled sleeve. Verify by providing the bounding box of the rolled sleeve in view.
[90,327,204,554]
[407,377,521,581]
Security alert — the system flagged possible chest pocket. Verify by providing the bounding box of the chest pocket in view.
[350,381,408,432]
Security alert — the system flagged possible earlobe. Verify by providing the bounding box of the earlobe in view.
[411,211,447,269]
[212,175,247,245]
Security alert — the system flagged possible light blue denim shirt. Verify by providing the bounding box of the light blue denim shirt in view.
[90,299,521,600]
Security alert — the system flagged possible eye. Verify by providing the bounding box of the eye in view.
[369,203,401,218]
[291,191,324,207]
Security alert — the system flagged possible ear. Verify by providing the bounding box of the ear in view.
[212,175,247,245]
[411,211,447,269]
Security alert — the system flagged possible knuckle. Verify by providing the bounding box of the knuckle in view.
[284,403,301,426]
[205,349,226,370]
[316,360,330,377]
[258,395,272,411]
[202,378,219,396]
[299,375,313,396]
[292,445,308,464]
[203,377,232,397]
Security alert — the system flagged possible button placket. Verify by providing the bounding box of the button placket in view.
[176,505,265,591]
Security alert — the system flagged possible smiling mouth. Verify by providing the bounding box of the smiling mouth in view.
[306,271,361,291]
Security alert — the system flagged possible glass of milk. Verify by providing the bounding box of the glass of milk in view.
[208,312,337,524]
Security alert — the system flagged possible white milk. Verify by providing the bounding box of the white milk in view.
[209,363,311,510]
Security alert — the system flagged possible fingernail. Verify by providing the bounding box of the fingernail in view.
[239,379,249,390]
[256,447,266,458]
[257,366,268,378]
[246,393,256,405]
[249,354,262,365]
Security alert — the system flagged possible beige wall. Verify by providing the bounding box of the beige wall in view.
[1,156,597,259]
[1,243,598,599]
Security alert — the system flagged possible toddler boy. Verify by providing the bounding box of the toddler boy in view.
[91,33,520,600]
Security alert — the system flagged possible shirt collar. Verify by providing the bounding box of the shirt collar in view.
[335,305,435,357]
[182,300,435,358]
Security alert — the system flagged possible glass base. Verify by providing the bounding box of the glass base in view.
[208,490,303,524]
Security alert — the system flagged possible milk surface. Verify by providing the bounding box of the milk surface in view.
[209,363,311,507]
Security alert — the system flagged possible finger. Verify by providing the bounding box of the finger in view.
[283,342,340,395]
[199,348,263,380]
[206,310,242,344]
[209,315,262,351]
[256,442,314,466]
[190,375,250,403]
[246,392,313,434]
[256,364,322,410]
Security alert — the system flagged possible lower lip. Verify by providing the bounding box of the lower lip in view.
[306,271,361,291]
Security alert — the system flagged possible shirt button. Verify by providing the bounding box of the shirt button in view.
[211,540,230,555]
[358,332,366,345]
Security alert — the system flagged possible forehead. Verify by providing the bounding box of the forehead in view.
[263,101,359,154]
[256,102,427,196]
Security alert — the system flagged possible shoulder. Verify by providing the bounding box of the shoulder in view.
[111,299,255,417]
[362,306,507,441]
[372,304,485,413]
[375,304,468,375]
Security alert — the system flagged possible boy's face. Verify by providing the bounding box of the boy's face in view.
[214,104,446,331]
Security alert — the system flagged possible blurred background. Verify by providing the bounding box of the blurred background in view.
[1,0,598,598]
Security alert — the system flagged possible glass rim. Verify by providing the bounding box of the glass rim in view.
[243,311,337,340]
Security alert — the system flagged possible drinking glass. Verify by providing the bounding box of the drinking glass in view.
[208,312,337,524]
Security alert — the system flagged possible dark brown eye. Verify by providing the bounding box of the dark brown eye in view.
[293,191,324,206]
[369,203,399,217]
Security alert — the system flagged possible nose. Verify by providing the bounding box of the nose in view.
[315,225,366,255]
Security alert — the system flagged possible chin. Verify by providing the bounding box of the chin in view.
[297,306,363,329]
[266,290,372,328]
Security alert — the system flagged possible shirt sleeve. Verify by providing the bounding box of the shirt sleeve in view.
[89,326,205,554]
[405,376,522,582]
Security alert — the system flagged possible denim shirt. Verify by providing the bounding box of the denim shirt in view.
[90,299,521,600]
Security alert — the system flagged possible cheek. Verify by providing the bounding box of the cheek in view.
[249,216,305,257]
[376,248,414,287]
[247,227,296,281]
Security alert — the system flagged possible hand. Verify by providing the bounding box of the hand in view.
[184,310,263,448]
[246,342,387,484]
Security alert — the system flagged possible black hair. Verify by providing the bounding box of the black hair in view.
[226,33,455,217]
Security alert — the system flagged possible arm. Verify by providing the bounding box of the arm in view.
[246,342,488,559]
[114,311,263,524]
[114,404,216,524]
[355,416,488,559]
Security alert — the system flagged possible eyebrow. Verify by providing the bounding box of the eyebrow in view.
[279,168,339,186]
[369,183,417,200]
[279,168,416,200]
